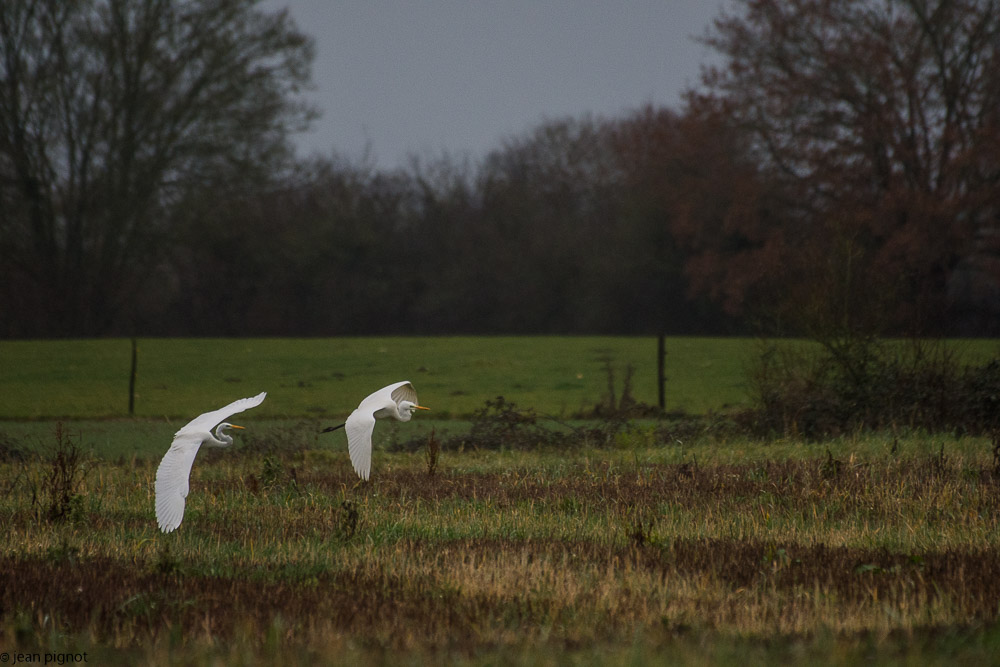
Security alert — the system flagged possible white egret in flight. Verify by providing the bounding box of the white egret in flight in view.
[155,391,266,533]
[322,381,429,481]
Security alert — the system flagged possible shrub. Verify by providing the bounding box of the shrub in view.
[743,338,1000,438]
[585,360,659,419]
[463,396,572,450]
[24,423,92,522]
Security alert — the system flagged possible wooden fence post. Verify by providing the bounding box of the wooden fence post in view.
[128,338,138,416]
[657,334,666,411]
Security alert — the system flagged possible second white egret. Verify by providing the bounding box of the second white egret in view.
[321,381,429,480]
[155,391,266,532]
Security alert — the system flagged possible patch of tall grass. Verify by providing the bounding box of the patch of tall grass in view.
[2,423,999,663]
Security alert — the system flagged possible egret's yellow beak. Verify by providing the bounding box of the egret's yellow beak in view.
[416,405,430,411]
[229,424,246,430]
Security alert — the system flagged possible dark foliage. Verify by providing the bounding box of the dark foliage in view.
[10,423,94,523]
[743,340,1000,438]
[0,0,315,336]
[4,2,1000,338]
[695,0,1000,336]
[464,396,565,449]
[424,428,440,476]
[585,360,661,419]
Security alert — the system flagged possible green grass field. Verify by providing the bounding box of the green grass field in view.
[4,336,997,421]
[0,336,761,420]
[2,337,999,665]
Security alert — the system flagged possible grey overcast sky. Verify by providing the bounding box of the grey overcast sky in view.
[262,1,730,168]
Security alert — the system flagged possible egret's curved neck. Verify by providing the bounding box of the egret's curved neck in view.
[209,425,234,447]
[395,402,414,422]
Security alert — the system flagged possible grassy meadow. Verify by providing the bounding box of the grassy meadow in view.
[0,336,755,420]
[2,337,1000,665]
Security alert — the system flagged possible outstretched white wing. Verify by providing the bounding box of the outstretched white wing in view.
[155,391,267,532]
[174,391,267,438]
[388,381,418,407]
[345,408,377,481]
[155,432,204,532]
[356,381,414,412]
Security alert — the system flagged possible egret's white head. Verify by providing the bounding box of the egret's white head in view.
[397,401,430,422]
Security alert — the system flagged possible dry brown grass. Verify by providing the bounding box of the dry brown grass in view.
[2,436,999,664]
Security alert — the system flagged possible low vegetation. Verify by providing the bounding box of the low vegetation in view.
[3,336,999,663]
[2,419,999,664]
[745,338,1000,438]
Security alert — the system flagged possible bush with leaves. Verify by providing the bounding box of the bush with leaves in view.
[744,339,1000,438]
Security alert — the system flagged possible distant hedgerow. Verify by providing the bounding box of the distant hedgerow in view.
[743,338,1000,438]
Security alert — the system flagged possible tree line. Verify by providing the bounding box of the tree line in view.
[2,0,999,338]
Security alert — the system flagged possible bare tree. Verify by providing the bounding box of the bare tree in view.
[611,104,768,331]
[0,0,315,335]
[696,0,1000,334]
